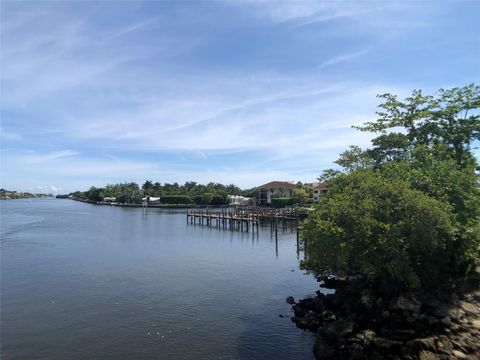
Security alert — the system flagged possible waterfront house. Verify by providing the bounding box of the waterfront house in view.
[103,196,117,203]
[227,195,253,206]
[257,181,298,205]
[142,196,161,204]
[306,182,329,202]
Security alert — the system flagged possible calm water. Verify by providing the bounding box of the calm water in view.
[0,199,320,359]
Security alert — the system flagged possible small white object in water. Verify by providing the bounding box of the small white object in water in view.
[148,332,151,336]
[168,330,172,334]
[157,332,160,335]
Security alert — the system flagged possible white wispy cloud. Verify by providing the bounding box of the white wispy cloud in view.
[21,150,80,163]
[240,1,340,22]
[317,50,368,70]
[103,17,160,41]
[0,128,22,141]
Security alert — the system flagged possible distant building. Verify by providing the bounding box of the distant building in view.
[103,197,117,203]
[306,182,329,202]
[257,181,298,205]
[142,196,160,204]
[227,195,253,207]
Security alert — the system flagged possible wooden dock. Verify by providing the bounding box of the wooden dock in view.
[186,209,259,232]
[186,207,305,234]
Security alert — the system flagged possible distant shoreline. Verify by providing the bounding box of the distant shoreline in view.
[67,198,227,209]
[1,196,54,201]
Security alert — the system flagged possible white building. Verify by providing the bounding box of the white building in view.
[142,196,161,204]
[227,195,253,206]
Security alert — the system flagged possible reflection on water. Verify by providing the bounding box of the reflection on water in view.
[1,199,318,359]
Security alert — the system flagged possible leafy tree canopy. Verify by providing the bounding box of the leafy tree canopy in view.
[305,84,480,293]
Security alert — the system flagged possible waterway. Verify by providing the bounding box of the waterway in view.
[1,198,319,359]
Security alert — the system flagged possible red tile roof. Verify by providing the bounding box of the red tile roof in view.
[258,181,298,189]
[308,181,328,189]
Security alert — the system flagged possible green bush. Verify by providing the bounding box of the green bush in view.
[210,194,227,206]
[193,193,214,205]
[271,197,294,208]
[160,195,193,204]
[301,170,456,292]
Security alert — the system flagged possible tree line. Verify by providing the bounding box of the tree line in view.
[1,189,53,199]
[71,181,258,205]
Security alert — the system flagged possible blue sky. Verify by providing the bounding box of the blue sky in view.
[1,1,479,193]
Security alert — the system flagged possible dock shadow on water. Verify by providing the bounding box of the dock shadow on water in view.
[1,199,318,359]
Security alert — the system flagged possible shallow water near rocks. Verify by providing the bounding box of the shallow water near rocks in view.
[1,199,318,359]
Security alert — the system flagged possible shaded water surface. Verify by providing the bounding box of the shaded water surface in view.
[1,199,318,359]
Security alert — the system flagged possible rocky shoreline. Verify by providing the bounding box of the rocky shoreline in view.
[288,266,480,359]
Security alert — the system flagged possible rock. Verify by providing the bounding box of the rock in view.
[449,293,459,304]
[346,343,365,360]
[411,311,422,320]
[435,335,453,354]
[448,307,465,322]
[293,304,307,317]
[304,312,321,331]
[440,316,452,326]
[457,333,478,352]
[286,296,295,305]
[370,351,384,360]
[298,297,316,310]
[434,305,450,318]
[389,295,421,313]
[320,310,336,322]
[407,337,437,352]
[354,329,376,346]
[451,339,468,352]
[322,319,355,341]
[376,297,385,309]
[451,350,468,359]
[313,337,334,360]
[381,329,416,341]
[459,300,478,315]
[314,297,326,312]
[470,319,480,330]
[361,292,375,309]
[422,296,441,308]
[419,351,440,360]
[372,337,402,352]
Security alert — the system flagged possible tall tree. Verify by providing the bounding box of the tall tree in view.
[355,84,480,167]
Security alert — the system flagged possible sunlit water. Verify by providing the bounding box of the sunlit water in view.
[1,199,320,359]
